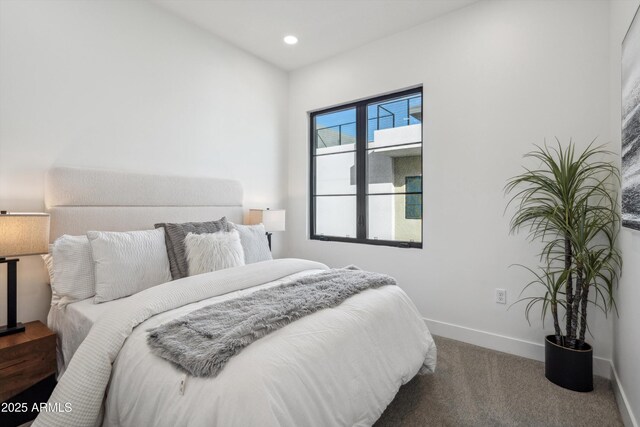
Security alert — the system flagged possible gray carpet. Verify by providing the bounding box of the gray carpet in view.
[375,336,623,427]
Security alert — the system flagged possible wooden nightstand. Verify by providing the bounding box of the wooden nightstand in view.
[0,321,56,402]
[0,321,56,425]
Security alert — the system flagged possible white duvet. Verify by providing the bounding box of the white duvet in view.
[35,259,436,427]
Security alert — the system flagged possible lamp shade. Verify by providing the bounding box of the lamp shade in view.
[247,209,286,232]
[0,212,50,257]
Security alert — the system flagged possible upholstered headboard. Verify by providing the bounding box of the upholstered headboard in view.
[45,167,243,241]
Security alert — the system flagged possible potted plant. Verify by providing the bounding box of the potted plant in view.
[505,141,621,392]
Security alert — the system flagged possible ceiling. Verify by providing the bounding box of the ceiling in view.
[151,0,478,71]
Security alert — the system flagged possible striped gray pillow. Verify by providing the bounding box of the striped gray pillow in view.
[155,217,231,280]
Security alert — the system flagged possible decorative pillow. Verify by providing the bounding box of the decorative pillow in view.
[43,235,96,307]
[231,223,273,264]
[184,230,245,276]
[155,217,231,280]
[88,229,172,303]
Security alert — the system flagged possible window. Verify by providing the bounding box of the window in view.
[405,177,422,220]
[310,88,423,248]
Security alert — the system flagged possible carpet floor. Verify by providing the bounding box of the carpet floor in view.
[375,336,623,427]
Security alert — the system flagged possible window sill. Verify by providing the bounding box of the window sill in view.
[310,235,422,249]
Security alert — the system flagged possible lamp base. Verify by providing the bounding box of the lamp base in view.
[0,322,25,337]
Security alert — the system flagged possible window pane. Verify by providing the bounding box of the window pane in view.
[315,152,356,195]
[367,194,422,243]
[367,93,422,149]
[367,150,422,194]
[315,196,357,238]
[314,108,356,151]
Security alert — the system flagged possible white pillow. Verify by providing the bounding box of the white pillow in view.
[184,230,245,276]
[231,223,273,264]
[88,229,172,303]
[44,235,96,307]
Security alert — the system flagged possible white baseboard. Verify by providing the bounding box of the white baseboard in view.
[423,318,611,379]
[611,364,638,427]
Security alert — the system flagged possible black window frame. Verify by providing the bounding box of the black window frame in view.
[309,87,423,249]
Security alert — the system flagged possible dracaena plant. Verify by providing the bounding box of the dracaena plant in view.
[505,141,621,349]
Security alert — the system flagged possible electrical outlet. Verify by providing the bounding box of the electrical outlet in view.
[495,288,507,304]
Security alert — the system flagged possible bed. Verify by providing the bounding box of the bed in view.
[36,167,437,427]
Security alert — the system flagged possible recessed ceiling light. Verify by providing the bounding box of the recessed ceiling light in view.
[283,35,298,45]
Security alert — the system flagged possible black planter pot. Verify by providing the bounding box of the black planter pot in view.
[544,335,593,392]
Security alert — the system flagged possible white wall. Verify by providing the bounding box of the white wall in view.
[0,0,288,323]
[610,0,640,424]
[287,0,614,363]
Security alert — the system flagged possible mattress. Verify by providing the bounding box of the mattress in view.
[47,298,119,376]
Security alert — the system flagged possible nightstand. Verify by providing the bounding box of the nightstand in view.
[0,321,56,426]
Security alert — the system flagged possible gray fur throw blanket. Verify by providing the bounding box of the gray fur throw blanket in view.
[147,267,396,377]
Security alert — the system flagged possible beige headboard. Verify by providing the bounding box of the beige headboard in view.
[45,167,243,241]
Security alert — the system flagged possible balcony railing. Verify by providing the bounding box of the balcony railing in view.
[370,95,422,144]
[316,95,422,148]
[316,122,356,148]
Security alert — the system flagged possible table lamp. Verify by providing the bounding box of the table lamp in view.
[0,211,50,336]
[247,208,285,250]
